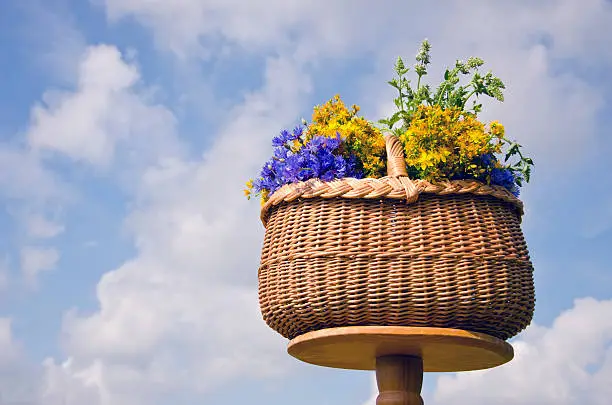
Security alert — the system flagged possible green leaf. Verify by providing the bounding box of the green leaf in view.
[390,111,402,123]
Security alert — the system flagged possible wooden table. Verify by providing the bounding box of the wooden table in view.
[288,326,513,405]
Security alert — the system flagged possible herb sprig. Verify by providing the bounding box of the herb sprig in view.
[379,40,533,192]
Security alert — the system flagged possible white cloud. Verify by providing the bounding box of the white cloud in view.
[95,0,438,59]
[431,297,612,405]
[358,298,612,405]
[539,0,612,65]
[22,1,87,85]
[96,0,611,176]
[27,45,180,169]
[0,318,43,403]
[99,0,308,55]
[20,246,60,285]
[0,255,10,291]
[41,358,115,405]
[97,0,328,56]
[27,45,135,166]
[4,0,611,404]
[0,319,19,366]
[360,2,608,179]
[0,147,69,204]
[32,49,310,404]
[94,0,612,71]
[25,215,65,239]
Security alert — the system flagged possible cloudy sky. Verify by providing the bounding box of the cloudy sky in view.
[0,0,611,404]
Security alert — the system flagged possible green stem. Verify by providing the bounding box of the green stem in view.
[396,74,406,128]
[436,82,448,106]
[463,88,477,109]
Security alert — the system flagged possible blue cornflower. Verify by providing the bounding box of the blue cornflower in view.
[272,146,290,160]
[272,129,292,147]
[325,133,342,150]
[305,136,325,152]
[290,125,304,141]
[491,168,520,197]
[333,155,347,178]
[318,148,335,171]
[490,168,513,187]
[346,154,363,178]
[260,159,275,179]
[283,154,303,182]
[450,173,467,180]
[480,153,496,168]
[306,154,321,178]
[255,131,364,196]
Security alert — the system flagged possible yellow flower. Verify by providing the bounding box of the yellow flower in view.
[306,95,387,178]
[244,179,254,198]
[399,105,504,181]
[260,189,269,206]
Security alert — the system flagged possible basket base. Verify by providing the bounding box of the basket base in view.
[287,326,513,372]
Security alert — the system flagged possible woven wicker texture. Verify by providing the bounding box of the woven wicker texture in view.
[258,135,535,341]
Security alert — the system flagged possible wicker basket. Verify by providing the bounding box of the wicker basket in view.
[258,135,535,341]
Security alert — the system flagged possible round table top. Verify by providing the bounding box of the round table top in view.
[287,326,514,372]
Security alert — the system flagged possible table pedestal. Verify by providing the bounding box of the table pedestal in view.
[288,326,514,404]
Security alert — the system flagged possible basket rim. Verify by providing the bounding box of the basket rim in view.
[260,176,523,225]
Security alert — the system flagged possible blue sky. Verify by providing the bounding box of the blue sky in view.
[0,0,611,404]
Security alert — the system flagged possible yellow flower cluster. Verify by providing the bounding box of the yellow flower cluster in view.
[244,179,269,205]
[399,105,504,181]
[306,95,387,178]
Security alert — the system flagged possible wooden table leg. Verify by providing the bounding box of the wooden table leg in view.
[376,355,424,405]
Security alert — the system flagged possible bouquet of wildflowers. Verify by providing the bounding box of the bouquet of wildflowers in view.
[245,96,387,202]
[246,40,533,202]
